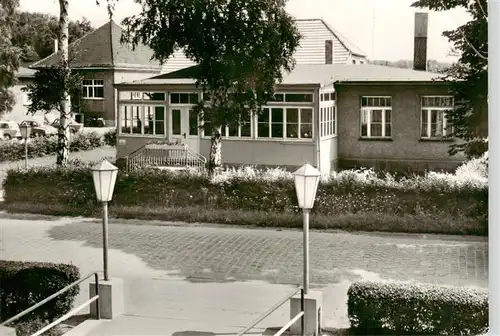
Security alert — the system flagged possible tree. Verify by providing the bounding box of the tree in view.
[121,0,301,173]
[11,12,94,63]
[412,0,488,158]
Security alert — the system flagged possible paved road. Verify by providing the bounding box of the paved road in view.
[0,216,488,332]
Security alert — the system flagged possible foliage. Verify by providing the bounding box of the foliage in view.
[22,68,84,115]
[0,0,22,118]
[0,131,104,162]
[11,11,94,62]
[0,260,80,324]
[14,318,63,336]
[121,0,302,172]
[412,0,488,159]
[2,158,488,235]
[103,129,116,146]
[347,281,488,335]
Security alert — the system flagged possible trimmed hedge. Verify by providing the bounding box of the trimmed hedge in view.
[1,160,488,235]
[103,129,116,147]
[347,281,488,335]
[0,260,80,324]
[0,131,106,162]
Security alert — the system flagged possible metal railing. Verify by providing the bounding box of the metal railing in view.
[0,272,100,335]
[236,286,304,336]
[125,143,207,172]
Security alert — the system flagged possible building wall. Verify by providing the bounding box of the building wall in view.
[2,78,58,123]
[335,83,465,172]
[80,69,115,126]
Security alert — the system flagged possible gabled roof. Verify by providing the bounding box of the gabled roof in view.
[30,20,161,71]
[118,64,445,87]
[294,18,367,57]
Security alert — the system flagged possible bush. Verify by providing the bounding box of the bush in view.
[1,158,488,235]
[347,281,488,335]
[0,132,105,162]
[15,318,64,336]
[103,129,116,147]
[0,260,80,324]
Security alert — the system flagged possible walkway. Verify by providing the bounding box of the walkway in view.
[0,215,487,334]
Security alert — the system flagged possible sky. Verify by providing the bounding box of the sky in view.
[19,0,471,63]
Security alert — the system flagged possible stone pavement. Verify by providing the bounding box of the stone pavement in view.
[0,215,488,334]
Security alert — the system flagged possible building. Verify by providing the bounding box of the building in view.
[30,20,163,127]
[2,67,58,124]
[161,18,368,74]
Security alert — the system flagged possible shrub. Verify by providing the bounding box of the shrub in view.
[0,132,105,162]
[14,318,64,336]
[347,281,488,335]
[103,129,116,147]
[0,260,80,324]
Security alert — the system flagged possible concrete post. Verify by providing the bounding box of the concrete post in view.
[89,278,124,319]
[290,290,323,336]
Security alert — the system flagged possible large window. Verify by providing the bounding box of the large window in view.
[360,96,392,138]
[257,107,312,139]
[204,115,252,138]
[82,79,104,99]
[170,92,199,104]
[320,106,336,137]
[273,93,314,103]
[120,105,165,136]
[119,91,166,101]
[421,96,453,139]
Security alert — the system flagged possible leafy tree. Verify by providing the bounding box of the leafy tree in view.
[0,0,22,118]
[412,0,488,158]
[11,12,94,64]
[121,0,301,173]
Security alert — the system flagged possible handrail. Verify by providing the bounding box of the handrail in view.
[1,272,100,327]
[236,287,304,336]
[274,311,304,336]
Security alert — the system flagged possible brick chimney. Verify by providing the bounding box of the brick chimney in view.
[413,12,428,71]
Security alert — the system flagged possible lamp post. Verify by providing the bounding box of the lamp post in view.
[19,124,31,168]
[91,159,118,281]
[293,163,321,295]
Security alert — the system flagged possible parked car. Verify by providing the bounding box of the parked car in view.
[19,120,58,137]
[49,118,84,133]
[0,120,22,140]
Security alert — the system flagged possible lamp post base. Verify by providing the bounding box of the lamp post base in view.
[89,278,124,319]
[289,290,323,336]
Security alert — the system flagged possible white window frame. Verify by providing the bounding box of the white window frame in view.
[420,95,454,139]
[360,96,392,138]
[256,106,313,140]
[169,92,200,105]
[82,79,104,99]
[119,104,166,137]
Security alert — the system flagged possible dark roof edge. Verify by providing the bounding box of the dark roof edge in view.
[333,80,449,86]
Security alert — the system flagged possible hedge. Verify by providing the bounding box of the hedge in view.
[0,131,106,162]
[347,281,488,335]
[103,129,116,147]
[0,260,80,325]
[1,155,488,235]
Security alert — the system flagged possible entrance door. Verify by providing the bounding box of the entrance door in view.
[170,107,200,153]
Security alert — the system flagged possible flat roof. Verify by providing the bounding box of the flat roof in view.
[116,64,446,87]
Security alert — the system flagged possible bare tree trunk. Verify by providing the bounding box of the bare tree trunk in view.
[208,126,222,175]
[57,0,71,166]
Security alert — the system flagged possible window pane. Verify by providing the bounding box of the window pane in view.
[301,108,313,124]
[385,109,391,122]
[120,106,129,133]
[144,106,154,134]
[82,87,88,98]
[241,122,251,137]
[421,120,428,137]
[170,93,180,104]
[367,97,374,106]
[259,108,270,122]
[301,123,312,138]
[155,106,165,121]
[274,93,284,102]
[287,123,299,138]
[421,109,428,123]
[131,92,142,100]
[361,97,367,106]
[155,121,164,135]
[144,92,166,101]
[132,106,142,134]
[204,122,211,136]
[180,94,189,104]
[189,93,199,104]
[228,125,238,136]
[88,88,94,98]
[221,126,227,136]
[361,109,369,136]
[371,109,382,122]
[370,124,382,137]
[271,108,283,123]
[385,123,391,137]
[287,108,299,123]
[203,92,211,101]
[83,79,92,86]
[95,86,104,98]
[258,122,269,137]
[94,80,104,86]
[285,93,313,103]
[172,109,181,135]
[271,122,283,138]
[189,109,198,135]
